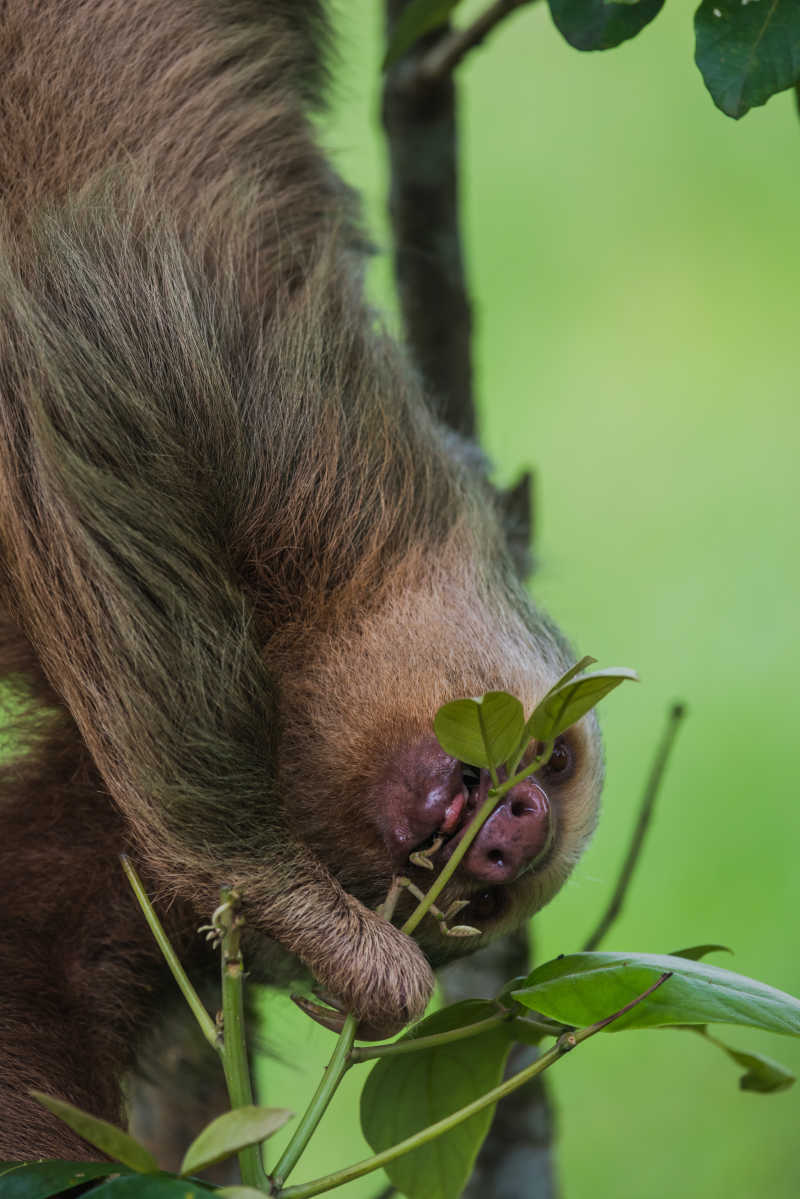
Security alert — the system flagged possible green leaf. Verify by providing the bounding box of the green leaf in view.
[513,952,800,1036]
[88,1178,218,1197]
[217,1189,271,1199]
[548,0,664,51]
[180,1106,292,1177]
[526,668,638,742]
[0,1161,131,1198]
[695,0,800,119]
[731,1048,795,1093]
[434,691,524,773]
[671,944,732,962]
[688,1027,796,1094]
[361,1002,513,1199]
[541,656,597,698]
[29,1093,157,1174]
[384,0,464,67]
[506,655,596,769]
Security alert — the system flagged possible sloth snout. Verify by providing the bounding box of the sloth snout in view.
[457,779,553,883]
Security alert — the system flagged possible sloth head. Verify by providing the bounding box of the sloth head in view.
[272,520,604,964]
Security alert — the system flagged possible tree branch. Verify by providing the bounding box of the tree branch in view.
[417,0,538,85]
[582,703,687,953]
[383,3,552,1193]
[382,2,475,437]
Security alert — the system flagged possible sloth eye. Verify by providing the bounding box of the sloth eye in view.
[541,736,574,781]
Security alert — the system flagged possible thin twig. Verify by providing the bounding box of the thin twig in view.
[418,0,538,84]
[270,1014,358,1190]
[120,854,218,1048]
[582,703,687,952]
[350,1013,508,1063]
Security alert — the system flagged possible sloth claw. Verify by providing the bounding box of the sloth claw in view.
[291,992,411,1041]
[291,993,347,1034]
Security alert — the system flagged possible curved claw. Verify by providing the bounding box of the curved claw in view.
[290,993,405,1042]
[291,993,347,1034]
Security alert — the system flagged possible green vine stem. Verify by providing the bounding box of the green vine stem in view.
[217,888,271,1190]
[122,860,270,1189]
[277,973,671,1199]
[120,854,217,1048]
[349,1013,508,1062]
[270,1013,358,1191]
[401,741,553,936]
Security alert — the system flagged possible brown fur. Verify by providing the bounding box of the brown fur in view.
[0,0,603,1160]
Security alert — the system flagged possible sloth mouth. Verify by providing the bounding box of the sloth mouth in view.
[375,734,553,925]
[402,763,554,930]
[406,765,489,869]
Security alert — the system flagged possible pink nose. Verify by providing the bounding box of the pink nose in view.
[460,778,552,883]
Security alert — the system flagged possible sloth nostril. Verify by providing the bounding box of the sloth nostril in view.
[461,779,552,884]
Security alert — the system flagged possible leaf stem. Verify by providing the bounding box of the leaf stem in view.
[217,889,270,1190]
[349,1013,508,1063]
[120,855,217,1048]
[270,1014,358,1190]
[278,974,670,1199]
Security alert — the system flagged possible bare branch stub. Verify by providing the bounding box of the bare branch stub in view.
[582,703,687,953]
[418,0,536,84]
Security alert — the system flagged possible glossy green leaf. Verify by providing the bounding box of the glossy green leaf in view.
[434,691,524,773]
[513,952,800,1035]
[384,0,463,66]
[88,1178,218,1197]
[526,668,638,742]
[0,1161,131,1199]
[695,0,800,119]
[541,656,597,699]
[180,1106,291,1177]
[360,1002,513,1199]
[29,1093,157,1174]
[507,656,596,769]
[548,0,664,51]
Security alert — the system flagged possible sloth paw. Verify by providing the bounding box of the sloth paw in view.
[310,913,435,1041]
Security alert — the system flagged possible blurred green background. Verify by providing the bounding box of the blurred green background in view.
[257,3,800,1197]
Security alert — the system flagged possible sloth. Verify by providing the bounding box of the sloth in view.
[0,0,603,1160]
